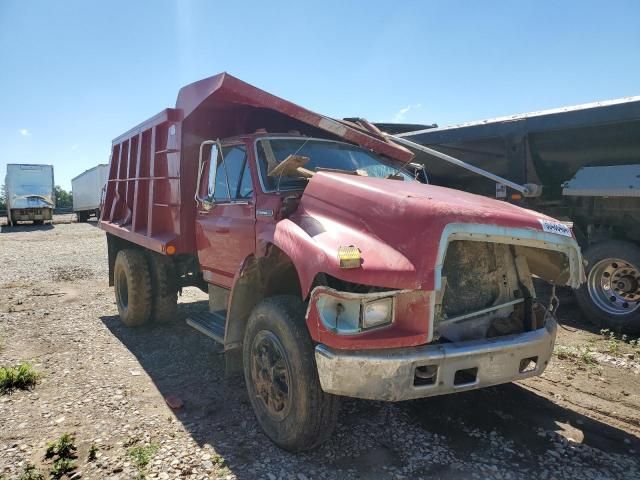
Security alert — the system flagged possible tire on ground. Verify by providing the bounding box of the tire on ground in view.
[575,239,640,334]
[148,253,178,323]
[243,295,340,452]
[114,249,152,327]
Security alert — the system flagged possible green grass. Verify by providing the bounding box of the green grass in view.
[0,363,38,394]
[128,443,159,471]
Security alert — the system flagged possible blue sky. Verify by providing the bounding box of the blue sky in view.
[1,0,639,190]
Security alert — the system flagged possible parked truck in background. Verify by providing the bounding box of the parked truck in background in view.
[5,163,55,225]
[72,164,109,222]
[99,73,584,451]
[386,96,640,333]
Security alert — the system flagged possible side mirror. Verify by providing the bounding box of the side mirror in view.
[195,139,223,209]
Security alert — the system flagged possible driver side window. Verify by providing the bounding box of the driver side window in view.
[209,145,252,202]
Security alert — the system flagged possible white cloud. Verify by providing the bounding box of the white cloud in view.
[392,103,422,122]
[19,128,31,136]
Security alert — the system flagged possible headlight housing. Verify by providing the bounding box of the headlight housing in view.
[316,293,395,334]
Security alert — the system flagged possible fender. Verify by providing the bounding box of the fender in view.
[258,217,420,298]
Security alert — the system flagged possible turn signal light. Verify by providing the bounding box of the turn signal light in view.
[166,245,176,255]
[338,245,361,269]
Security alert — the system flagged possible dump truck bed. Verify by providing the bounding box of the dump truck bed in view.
[100,73,412,255]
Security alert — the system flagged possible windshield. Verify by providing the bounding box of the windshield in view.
[256,138,413,191]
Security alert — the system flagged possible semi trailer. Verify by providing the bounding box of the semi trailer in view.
[5,163,55,225]
[386,96,640,333]
[72,164,108,222]
[99,73,583,450]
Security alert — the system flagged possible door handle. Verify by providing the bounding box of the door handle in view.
[215,228,230,233]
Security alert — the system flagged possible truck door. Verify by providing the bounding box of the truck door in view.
[196,144,256,288]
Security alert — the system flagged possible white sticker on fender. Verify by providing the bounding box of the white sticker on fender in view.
[538,219,572,237]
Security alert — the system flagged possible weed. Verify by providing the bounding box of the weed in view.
[88,443,98,461]
[578,347,598,366]
[44,433,77,479]
[599,328,640,356]
[50,458,77,479]
[210,454,231,476]
[554,345,574,360]
[0,363,38,394]
[554,345,597,367]
[18,463,44,480]
[212,454,227,468]
[128,443,159,471]
[45,433,77,459]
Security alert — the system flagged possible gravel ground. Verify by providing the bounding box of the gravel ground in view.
[0,217,639,479]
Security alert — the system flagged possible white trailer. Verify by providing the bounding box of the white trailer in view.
[72,164,108,222]
[5,164,55,225]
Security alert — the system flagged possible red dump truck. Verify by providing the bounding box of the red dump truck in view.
[99,73,584,451]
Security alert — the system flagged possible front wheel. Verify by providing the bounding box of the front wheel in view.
[243,296,340,451]
[576,240,640,334]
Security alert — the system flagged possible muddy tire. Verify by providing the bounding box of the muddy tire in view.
[77,211,87,223]
[148,254,178,323]
[114,249,152,327]
[576,240,640,334]
[243,296,340,451]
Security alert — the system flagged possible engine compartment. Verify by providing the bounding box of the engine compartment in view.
[434,240,568,342]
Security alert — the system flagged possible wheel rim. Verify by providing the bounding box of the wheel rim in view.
[587,258,640,316]
[117,270,129,309]
[250,330,292,420]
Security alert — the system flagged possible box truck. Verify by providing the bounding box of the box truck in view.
[72,164,109,222]
[5,164,55,225]
[99,73,584,451]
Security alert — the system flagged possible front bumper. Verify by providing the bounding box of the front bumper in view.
[315,318,557,401]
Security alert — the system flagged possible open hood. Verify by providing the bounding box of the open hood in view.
[175,72,413,163]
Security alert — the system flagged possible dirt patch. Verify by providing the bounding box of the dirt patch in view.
[0,217,638,479]
[50,266,94,282]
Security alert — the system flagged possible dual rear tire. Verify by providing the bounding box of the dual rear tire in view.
[113,249,177,326]
[576,240,640,334]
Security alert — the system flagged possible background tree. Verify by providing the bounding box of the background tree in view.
[54,185,73,209]
[0,185,6,210]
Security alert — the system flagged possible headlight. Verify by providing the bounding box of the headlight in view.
[316,293,395,334]
[362,297,394,329]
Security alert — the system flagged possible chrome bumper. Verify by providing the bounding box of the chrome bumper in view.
[315,318,557,401]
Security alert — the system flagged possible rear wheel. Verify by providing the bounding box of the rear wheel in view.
[114,249,152,327]
[148,253,178,323]
[576,240,640,333]
[243,296,340,451]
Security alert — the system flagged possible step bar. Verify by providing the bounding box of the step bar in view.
[186,310,226,344]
